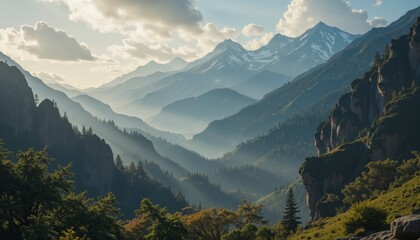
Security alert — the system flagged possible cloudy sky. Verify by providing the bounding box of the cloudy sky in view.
[0,0,418,88]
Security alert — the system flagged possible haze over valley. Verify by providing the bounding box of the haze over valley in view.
[1,1,420,239]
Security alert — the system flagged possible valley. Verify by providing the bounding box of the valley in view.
[0,2,419,240]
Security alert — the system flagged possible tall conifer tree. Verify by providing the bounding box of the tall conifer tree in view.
[281,188,301,235]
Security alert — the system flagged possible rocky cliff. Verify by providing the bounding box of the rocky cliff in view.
[0,62,115,196]
[300,18,420,220]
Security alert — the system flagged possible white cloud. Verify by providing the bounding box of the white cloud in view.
[109,21,239,63]
[43,0,203,38]
[33,71,66,83]
[244,32,274,50]
[0,21,96,61]
[368,17,388,27]
[43,0,240,60]
[185,23,238,53]
[241,24,264,37]
[374,0,383,6]
[277,0,375,37]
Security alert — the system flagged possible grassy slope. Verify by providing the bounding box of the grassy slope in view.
[289,175,420,240]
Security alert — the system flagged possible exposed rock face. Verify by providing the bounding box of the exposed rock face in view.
[0,63,35,137]
[391,214,420,239]
[346,214,420,240]
[0,61,115,197]
[301,18,420,219]
[300,141,367,219]
[360,231,393,240]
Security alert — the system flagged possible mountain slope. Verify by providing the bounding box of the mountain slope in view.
[100,57,187,88]
[0,51,188,178]
[106,24,356,122]
[232,70,292,99]
[192,7,420,158]
[300,17,420,220]
[255,22,358,77]
[72,94,187,145]
[220,96,336,173]
[0,61,188,218]
[149,88,257,136]
[255,179,310,224]
[290,175,420,240]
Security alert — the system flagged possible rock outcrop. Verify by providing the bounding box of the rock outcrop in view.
[0,61,115,196]
[301,18,420,219]
[336,214,420,240]
[391,214,420,239]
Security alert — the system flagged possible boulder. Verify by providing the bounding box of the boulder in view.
[412,209,420,215]
[360,231,393,240]
[391,214,420,239]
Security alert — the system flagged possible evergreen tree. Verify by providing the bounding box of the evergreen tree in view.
[87,127,93,136]
[34,94,39,105]
[281,188,301,235]
[115,155,124,171]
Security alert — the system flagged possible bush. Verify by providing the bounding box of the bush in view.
[344,203,387,234]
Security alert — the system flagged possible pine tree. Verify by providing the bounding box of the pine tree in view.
[115,154,124,171]
[281,188,301,235]
[34,94,39,105]
[87,127,93,135]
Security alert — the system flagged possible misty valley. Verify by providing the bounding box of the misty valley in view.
[0,1,420,240]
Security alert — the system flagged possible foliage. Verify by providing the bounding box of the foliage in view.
[343,203,387,234]
[255,225,275,240]
[343,153,420,205]
[342,159,398,204]
[182,208,236,240]
[316,194,341,217]
[395,151,420,184]
[181,201,273,240]
[123,199,187,240]
[289,176,420,240]
[0,142,122,240]
[281,188,301,236]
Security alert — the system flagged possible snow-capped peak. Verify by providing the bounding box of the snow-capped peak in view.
[185,22,357,76]
[214,39,247,54]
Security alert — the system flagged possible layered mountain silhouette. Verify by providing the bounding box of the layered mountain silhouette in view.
[149,88,257,137]
[101,57,188,88]
[192,7,420,158]
[0,61,189,218]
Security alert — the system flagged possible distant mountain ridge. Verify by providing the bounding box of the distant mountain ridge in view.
[107,22,357,123]
[100,57,188,88]
[259,22,357,76]
[0,61,188,218]
[192,7,420,158]
[232,70,292,99]
[148,88,257,137]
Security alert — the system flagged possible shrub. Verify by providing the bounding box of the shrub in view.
[344,203,387,234]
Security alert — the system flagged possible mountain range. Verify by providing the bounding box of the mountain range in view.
[148,88,257,137]
[191,7,420,158]
[86,21,358,139]
[0,61,188,218]
[100,57,188,88]
[1,7,419,229]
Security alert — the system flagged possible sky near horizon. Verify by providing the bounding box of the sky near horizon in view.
[0,0,418,88]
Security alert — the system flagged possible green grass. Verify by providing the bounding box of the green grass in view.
[289,175,420,240]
